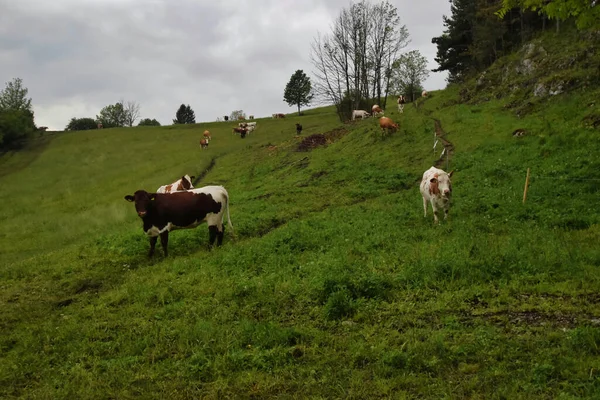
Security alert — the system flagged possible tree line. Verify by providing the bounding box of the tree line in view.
[431,0,600,83]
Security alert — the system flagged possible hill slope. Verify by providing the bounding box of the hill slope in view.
[2,38,600,398]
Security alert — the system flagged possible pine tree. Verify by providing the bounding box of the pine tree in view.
[173,104,196,124]
[283,70,313,115]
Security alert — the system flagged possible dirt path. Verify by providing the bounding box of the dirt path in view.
[432,118,455,171]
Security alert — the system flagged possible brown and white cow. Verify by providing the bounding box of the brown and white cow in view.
[422,90,428,97]
[397,95,405,113]
[124,185,233,256]
[156,174,195,194]
[200,138,209,149]
[203,130,211,140]
[232,127,248,135]
[420,166,454,224]
[372,105,384,117]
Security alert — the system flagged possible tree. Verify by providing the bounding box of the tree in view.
[173,104,196,124]
[138,118,161,126]
[496,0,600,31]
[229,110,245,120]
[283,70,314,115]
[65,117,98,131]
[123,100,141,127]
[96,102,127,128]
[311,0,409,121]
[0,78,32,112]
[431,0,477,83]
[0,109,36,149]
[390,50,430,102]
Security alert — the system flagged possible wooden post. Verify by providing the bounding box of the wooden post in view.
[523,168,530,204]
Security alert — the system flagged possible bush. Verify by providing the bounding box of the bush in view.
[0,108,36,149]
[65,117,98,131]
[138,118,161,127]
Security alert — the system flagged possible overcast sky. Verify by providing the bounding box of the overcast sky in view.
[0,0,451,130]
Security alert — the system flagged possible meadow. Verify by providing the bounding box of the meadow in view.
[1,85,600,399]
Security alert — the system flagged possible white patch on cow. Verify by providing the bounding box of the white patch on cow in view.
[188,185,234,232]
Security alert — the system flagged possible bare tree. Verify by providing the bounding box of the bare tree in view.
[122,100,141,127]
[310,0,409,121]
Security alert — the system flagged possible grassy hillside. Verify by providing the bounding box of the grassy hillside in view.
[2,69,600,397]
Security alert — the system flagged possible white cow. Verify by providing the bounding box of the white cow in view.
[157,174,195,194]
[420,166,454,224]
[352,110,370,120]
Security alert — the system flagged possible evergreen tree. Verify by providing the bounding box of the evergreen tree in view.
[173,104,196,124]
[283,70,313,115]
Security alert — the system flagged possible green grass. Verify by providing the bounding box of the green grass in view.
[1,86,600,399]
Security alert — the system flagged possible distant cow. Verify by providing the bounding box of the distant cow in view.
[124,185,233,256]
[238,122,256,128]
[156,174,195,194]
[224,116,229,121]
[232,127,247,135]
[379,116,398,135]
[295,123,302,135]
[203,130,211,140]
[372,105,384,117]
[422,90,428,97]
[275,113,285,118]
[420,166,454,224]
[97,123,103,129]
[249,115,254,119]
[397,95,405,113]
[238,115,245,121]
[200,138,209,149]
[352,110,370,120]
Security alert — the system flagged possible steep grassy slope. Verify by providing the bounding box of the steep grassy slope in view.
[1,81,600,397]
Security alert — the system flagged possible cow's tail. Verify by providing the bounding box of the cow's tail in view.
[224,188,234,234]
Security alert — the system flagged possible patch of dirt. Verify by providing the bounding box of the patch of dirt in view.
[192,157,217,186]
[582,113,600,129]
[296,128,349,152]
[432,118,455,170]
[479,310,580,328]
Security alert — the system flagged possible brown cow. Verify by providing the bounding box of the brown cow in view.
[124,186,233,256]
[200,138,209,149]
[232,127,247,135]
[379,117,398,135]
[203,130,211,140]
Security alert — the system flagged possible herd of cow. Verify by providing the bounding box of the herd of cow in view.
[125,89,453,257]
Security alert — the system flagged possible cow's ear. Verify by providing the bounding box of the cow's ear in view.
[149,193,157,200]
[124,195,134,202]
[448,170,454,178]
[430,178,438,183]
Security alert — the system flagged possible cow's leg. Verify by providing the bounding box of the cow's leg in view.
[208,225,218,247]
[431,201,440,224]
[217,223,225,246]
[149,236,158,257]
[444,205,450,220]
[423,197,428,217]
[160,231,169,257]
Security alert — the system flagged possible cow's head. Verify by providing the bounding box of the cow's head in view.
[124,190,157,217]
[180,175,195,190]
[430,170,453,197]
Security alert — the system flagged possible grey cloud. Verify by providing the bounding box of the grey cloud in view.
[0,0,450,129]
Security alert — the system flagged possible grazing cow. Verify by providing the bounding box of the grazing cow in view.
[156,174,195,194]
[249,115,254,119]
[296,123,302,135]
[352,110,370,120]
[277,113,286,118]
[372,105,384,117]
[272,114,277,119]
[397,96,405,113]
[420,166,454,224]
[238,122,256,128]
[238,115,245,121]
[203,130,211,140]
[379,116,398,135]
[200,138,209,149]
[224,116,229,121]
[97,123,103,129]
[232,127,247,135]
[124,185,233,256]
[422,90,428,97]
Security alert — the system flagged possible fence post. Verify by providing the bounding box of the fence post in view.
[523,168,531,204]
